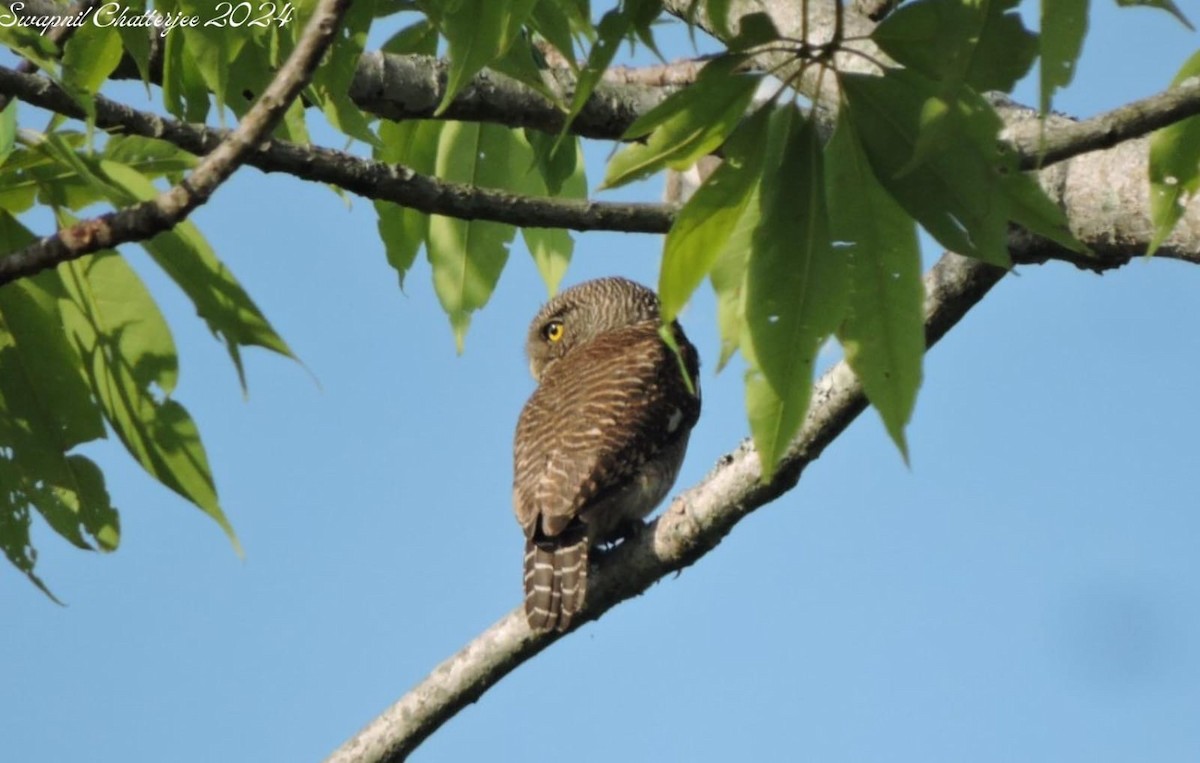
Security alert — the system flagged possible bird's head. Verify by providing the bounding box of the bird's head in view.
[525,277,661,381]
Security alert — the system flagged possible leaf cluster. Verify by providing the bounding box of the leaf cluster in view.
[0,0,1197,592]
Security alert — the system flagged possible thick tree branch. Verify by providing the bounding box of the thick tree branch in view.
[326,249,1008,763]
[993,103,1200,269]
[0,0,95,113]
[5,4,1196,761]
[0,66,677,236]
[0,0,352,284]
[657,0,1200,268]
[322,3,1200,757]
[11,0,697,142]
[1003,82,1200,170]
[5,59,1200,264]
[350,52,681,140]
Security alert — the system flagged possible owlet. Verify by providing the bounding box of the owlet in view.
[513,277,701,632]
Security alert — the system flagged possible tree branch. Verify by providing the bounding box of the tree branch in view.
[350,52,681,140]
[5,57,1200,265]
[320,3,1200,757]
[0,65,677,238]
[657,0,1200,268]
[11,0,702,143]
[0,0,96,113]
[5,4,1196,760]
[1005,81,1200,170]
[325,249,1008,763]
[0,0,352,284]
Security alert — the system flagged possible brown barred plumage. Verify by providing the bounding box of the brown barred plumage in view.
[513,278,701,632]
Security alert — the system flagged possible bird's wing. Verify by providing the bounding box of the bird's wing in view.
[513,321,700,540]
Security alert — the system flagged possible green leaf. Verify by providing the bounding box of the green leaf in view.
[223,41,283,125]
[707,106,794,372]
[529,0,578,67]
[29,130,114,210]
[0,219,106,451]
[162,30,212,122]
[427,122,518,350]
[562,8,631,135]
[626,0,665,59]
[0,212,119,562]
[0,99,15,169]
[725,11,781,51]
[1001,170,1087,253]
[61,22,124,121]
[0,490,58,600]
[103,135,198,181]
[30,455,119,553]
[248,21,313,143]
[659,104,770,323]
[490,33,561,104]
[1148,50,1200,254]
[174,0,249,123]
[621,55,748,139]
[115,2,154,87]
[381,18,440,55]
[55,228,238,551]
[826,111,923,462]
[523,226,573,297]
[437,0,539,113]
[603,58,760,189]
[0,2,61,75]
[873,0,1036,94]
[1115,0,1194,30]
[98,161,296,390]
[512,134,585,295]
[841,68,1011,266]
[2,131,194,214]
[376,199,426,291]
[525,128,584,195]
[1040,0,1089,114]
[967,4,1039,94]
[374,119,443,289]
[709,188,757,371]
[706,0,734,38]
[308,0,381,144]
[556,0,592,38]
[0,134,47,214]
[743,106,848,480]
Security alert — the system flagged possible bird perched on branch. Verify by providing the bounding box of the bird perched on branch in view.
[513,277,701,632]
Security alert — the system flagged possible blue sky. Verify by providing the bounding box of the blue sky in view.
[4,3,1200,762]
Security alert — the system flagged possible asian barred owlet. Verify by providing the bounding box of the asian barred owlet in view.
[513,277,701,633]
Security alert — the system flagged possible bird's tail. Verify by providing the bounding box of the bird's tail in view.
[523,524,588,633]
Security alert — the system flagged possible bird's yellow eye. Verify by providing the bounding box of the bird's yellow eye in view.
[543,320,565,342]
